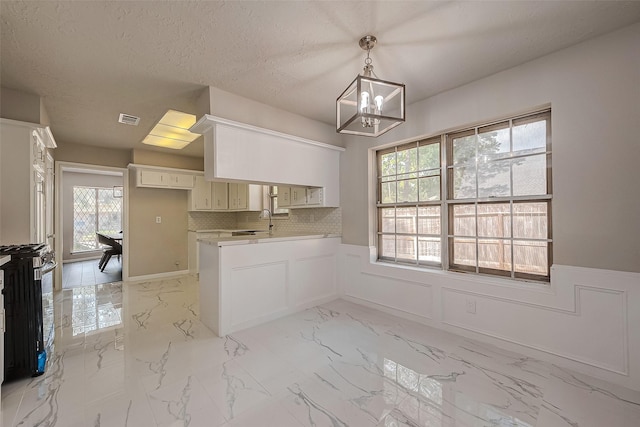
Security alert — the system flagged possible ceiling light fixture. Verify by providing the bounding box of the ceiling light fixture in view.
[336,35,405,137]
[142,110,199,150]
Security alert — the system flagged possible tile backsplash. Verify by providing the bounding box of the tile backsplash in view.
[188,207,342,235]
[188,211,237,230]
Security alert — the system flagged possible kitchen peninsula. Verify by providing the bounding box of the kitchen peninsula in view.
[198,233,340,336]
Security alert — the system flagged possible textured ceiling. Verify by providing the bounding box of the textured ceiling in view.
[1,1,639,157]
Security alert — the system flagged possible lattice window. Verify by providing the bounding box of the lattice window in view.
[73,187,122,252]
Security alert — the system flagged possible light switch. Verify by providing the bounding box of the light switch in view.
[155,216,162,224]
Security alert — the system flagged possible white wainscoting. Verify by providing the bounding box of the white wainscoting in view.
[338,244,640,392]
[199,237,340,336]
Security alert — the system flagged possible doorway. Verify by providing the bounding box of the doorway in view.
[55,162,128,290]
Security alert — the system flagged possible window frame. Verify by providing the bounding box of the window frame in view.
[376,136,443,268]
[375,109,552,282]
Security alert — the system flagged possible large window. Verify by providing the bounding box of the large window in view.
[378,137,442,266]
[73,186,122,252]
[376,110,552,281]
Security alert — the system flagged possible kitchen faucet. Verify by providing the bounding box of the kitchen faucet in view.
[259,208,273,234]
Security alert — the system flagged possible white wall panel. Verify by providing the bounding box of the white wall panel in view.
[338,244,640,392]
[230,262,288,326]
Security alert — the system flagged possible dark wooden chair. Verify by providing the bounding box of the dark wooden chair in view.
[97,233,122,271]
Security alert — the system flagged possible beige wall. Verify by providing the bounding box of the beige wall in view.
[341,23,640,273]
[55,141,131,168]
[128,172,189,277]
[0,87,46,124]
[199,86,344,148]
[131,149,203,170]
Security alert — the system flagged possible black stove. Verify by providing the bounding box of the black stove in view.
[1,243,56,381]
[0,243,48,257]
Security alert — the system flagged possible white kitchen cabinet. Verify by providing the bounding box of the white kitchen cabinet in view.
[131,165,196,189]
[191,116,342,207]
[306,187,324,206]
[0,119,56,245]
[228,183,262,211]
[228,183,247,210]
[277,186,324,208]
[189,175,213,211]
[279,186,291,207]
[189,179,259,212]
[212,182,228,210]
[199,236,339,336]
[171,173,196,189]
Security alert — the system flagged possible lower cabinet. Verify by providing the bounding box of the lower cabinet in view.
[198,237,339,336]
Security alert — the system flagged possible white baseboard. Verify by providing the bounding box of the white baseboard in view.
[125,269,190,283]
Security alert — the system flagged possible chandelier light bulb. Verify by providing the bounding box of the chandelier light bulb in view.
[374,95,384,113]
[360,91,370,113]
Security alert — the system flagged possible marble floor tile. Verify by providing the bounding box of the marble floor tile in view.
[2,275,639,427]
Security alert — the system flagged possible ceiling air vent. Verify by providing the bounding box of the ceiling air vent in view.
[118,113,140,126]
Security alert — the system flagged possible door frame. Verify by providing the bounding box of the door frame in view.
[54,161,129,290]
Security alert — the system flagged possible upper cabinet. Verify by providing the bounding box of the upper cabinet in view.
[278,186,324,209]
[0,119,57,245]
[190,115,343,207]
[188,173,262,212]
[130,164,196,189]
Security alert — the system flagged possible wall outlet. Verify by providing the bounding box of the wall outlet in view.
[155,216,162,224]
[466,298,477,314]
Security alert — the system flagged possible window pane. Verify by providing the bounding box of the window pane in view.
[396,207,417,233]
[452,134,476,165]
[513,119,546,153]
[478,239,512,271]
[418,207,441,235]
[418,143,440,170]
[418,237,441,264]
[478,127,510,158]
[396,235,417,262]
[513,202,548,239]
[477,159,511,198]
[379,235,396,259]
[380,208,396,233]
[380,151,396,177]
[380,181,397,204]
[452,205,476,236]
[73,187,97,252]
[97,188,122,234]
[397,146,417,175]
[477,204,510,238]
[513,154,546,196]
[397,179,418,203]
[419,176,440,201]
[452,237,476,267]
[514,240,548,275]
[451,166,476,199]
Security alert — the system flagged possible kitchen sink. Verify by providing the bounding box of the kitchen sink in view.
[231,230,270,236]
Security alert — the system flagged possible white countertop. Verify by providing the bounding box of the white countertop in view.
[188,229,268,233]
[198,233,341,246]
[0,255,11,267]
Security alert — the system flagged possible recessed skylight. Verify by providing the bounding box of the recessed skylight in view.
[142,110,198,150]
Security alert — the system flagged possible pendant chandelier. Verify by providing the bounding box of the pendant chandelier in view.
[336,35,405,137]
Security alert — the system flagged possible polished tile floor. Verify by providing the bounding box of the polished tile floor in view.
[62,258,122,289]
[2,276,639,426]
